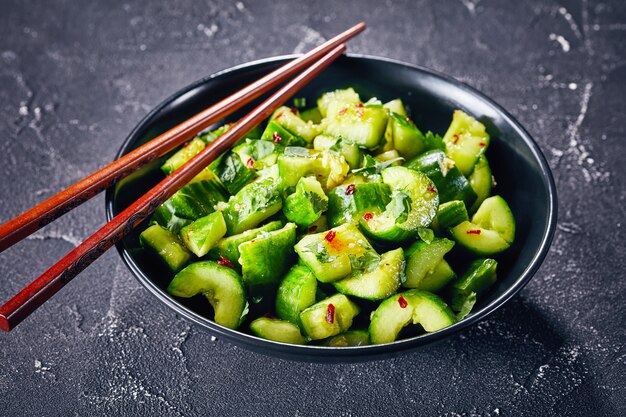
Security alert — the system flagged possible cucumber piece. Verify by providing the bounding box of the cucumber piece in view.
[323,103,389,149]
[323,330,370,347]
[383,98,408,117]
[443,110,490,176]
[369,290,456,344]
[435,200,469,229]
[404,238,455,288]
[271,106,319,142]
[334,248,404,301]
[469,155,492,213]
[210,151,256,195]
[198,123,233,144]
[359,190,414,242]
[300,107,323,124]
[418,259,456,293]
[167,261,247,329]
[161,138,205,175]
[283,177,328,227]
[222,178,283,235]
[261,120,307,147]
[179,211,227,257]
[294,223,379,283]
[313,134,362,169]
[382,167,439,228]
[386,112,426,159]
[250,317,307,344]
[449,258,497,312]
[275,264,317,325]
[277,148,349,191]
[140,224,192,273]
[327,182,391,228]
[317,88,361,118]
[232,139,283,170]
[300,294,360,340]
[405,149,477,207]
[238,223,297,285]
[210,220,283,265]
[152,179,228,233]
[450,196,515,255]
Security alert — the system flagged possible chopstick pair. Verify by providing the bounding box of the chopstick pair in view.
[0,22,366,332]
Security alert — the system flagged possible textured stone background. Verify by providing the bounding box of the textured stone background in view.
[1,0,624,416]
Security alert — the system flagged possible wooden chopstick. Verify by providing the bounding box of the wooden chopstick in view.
[0,22,365,253]
[0,44,348,332]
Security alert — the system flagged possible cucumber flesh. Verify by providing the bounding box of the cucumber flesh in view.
[383,99,408,117]
[317,88,361,118]
[167,261,247,329]
[294,223,379,283]
[283,176,328,227]
[443,110,490,176]
[323,104,389,149]
[275,264,317,325]
[417,259,456,293]
[260,120,308,147]
[469,155,492,212]
[404,238,455,288]
[250,317,307,344]
[222,178,283,235]
[300,294,360,340]
[179,211,227,257]
[471,195,515,243]
[300,107,323,124]
[334,248,404,300]
[140,224,192,273]
[327,182,391,228]
[271,106,319,143]
[161,138,205,175]
[386,112,426,159]
[369,290,456,344]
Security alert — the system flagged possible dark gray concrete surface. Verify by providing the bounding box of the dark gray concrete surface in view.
[1,0,624,415]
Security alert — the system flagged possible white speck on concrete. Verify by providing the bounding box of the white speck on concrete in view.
[549,33,570,52]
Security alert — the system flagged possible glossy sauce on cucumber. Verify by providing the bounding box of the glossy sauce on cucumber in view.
[139,89,516,346]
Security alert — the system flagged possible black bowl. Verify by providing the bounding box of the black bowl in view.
[106,54,557,362]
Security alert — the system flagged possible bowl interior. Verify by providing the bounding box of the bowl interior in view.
[106,55,556,361]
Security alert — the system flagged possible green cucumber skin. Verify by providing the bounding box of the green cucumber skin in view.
[404,238,455,288]
[283,177,328,227]
[436,200,469,229]
[223,178,283,235]
[333,248,404,301]
[152,180,228,234]
[472,196,516,243]
[139,224,192,273]
[161,138,206,175]
[300,107,323,124]
[405,150,477,207]
[209,220,283,266]
[239,223,297,286]
[383,99,408,117]
[442,110,490,176]
[271,106,318,143]
[261,120,308,147]
[369,290,456,344]
[327,183,391,228]
[449,258,497,312]
[167,261,247,329]
[275,264,318,325]
[387,112,426,159]
[250,317,307,344]
[211,152,257,195]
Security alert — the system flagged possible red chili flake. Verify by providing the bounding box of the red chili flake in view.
[275,112,284,120]
[452,134,460,145]
[290,107,298,115]
[307,225,318,233]
[217,256,234,268]
[427,184,437,193]
[345,184,355,195]
[325,230,336,242]
[338,107,347,116]
[398,295,408,309]
[272,132,282,143]
[246,157,255,169]
[355,103,364,108]
[356,108,364,118]
[326,304,335,324]
[466,229,482,235]
[183,141,191,147]
[406,117,414,123]
[479,142,486,147]
[362,212,373,221]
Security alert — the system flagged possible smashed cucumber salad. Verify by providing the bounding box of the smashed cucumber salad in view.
[139,88,516,346]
